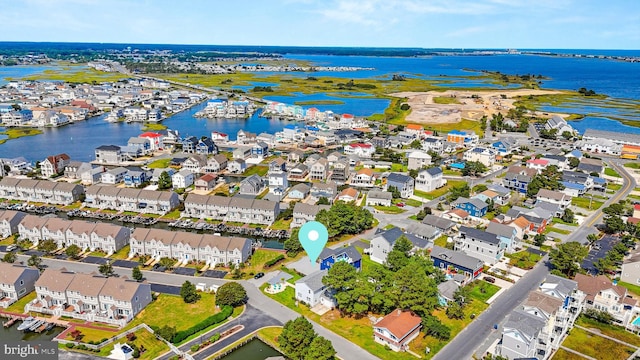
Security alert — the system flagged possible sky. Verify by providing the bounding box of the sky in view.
[1,0,638,49]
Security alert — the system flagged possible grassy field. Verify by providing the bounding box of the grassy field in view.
[243,249,286,275]
[413,180,466,200]
[576,316,640,347]
[19,67,129,83]
[506,250,541,269]
[257,326,283,350]
[142,123,168,131]
[127,293,217,332]
[543,226,572,235]
[67,324,119,343]
[562,327,635,359]
[0,127,43,144]
[147,158,172,169]
[607,183,623,191]
[270,218,292,230]
[7,292,36,313]
[243,165,269,177]
[618,281,640,297]
[604,167,622,178]
[433,96,461,105]
[571,197,604,210]
[551,348,588,360]
[373,205,406,214]
[434,234,448,248]
[624,163,640,169]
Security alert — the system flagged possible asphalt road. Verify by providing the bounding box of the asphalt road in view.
[434,159,636,360]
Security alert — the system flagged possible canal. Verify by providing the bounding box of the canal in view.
[1,318,64,341]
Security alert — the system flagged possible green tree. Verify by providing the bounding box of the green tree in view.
[568,157,580,168]
[393,262,438,317]
[385,235,413,271]
[550,241,589,278]
[446,301,465,319]
[602,203,625,217]
[316,197,330,205]
[27,255,42,269]
[215,282,247,307]
[284,227,303,257]
[305,336,336,360]
[279,317,316,360]
[409,139,422,149]
[604,215,625,234]
[38,239,57,254]
[472,184,488,193]
[447,183,470,202]
[158,171,172,190]
[527,165,564,198]
[561,208,575,223]
[156,325,176,342]
[315,201,373,238]
[388,186,401,199]
[132,266,143,282]
[65,244,81,259]
[461,161,487,177]
[422,314,450,340]
[3,252,16,263]
[561,131,573,140]
[180,281,201,303]
[534,234,546,247]
[99,262,115,277]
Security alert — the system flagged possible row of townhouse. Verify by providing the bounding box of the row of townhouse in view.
[84,186,180,215]
[17,215,129,253]
[0,177,85,205]
[183,194,280,225]
[25,269,152,328]
[129,228,252,265]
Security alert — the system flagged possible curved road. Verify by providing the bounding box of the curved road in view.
[433,159,636,360]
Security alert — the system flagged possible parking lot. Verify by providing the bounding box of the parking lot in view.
[582,235,620,275]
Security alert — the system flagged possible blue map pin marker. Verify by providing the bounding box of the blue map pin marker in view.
[299,221,329,264]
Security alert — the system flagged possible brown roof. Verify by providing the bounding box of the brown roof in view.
[198,173,217,183]
[375,309,422,339]
[93,222,127,238]
[131,228,151,242]
[186,193,209,205]
[447,209,469,218]
[66,273,107,297]
[574,274,627,300]
[100,278,145,302]
[510,216,531,229]
[146,228,176,246]
[173,232,203,248]
[20,214,49,229]
[480,190,499,198]
[0,263,34,285]
[35,269,76,293]
[357,168,374,176]
[525,291,563,314]
[42,217,71,233]
[338,187,358,199]
[0,210,25,223]
[67,220,96,235]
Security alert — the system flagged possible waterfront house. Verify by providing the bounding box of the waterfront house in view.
[455,226,505,265]
[385,173,414,199]
[251,141,269,158]
[430,245,483,281]
[369,227,431,265]
[452,197,488,218]
[127,137,151,155]
[205,154,228,173]
[95,145,124,165]
[63,273,107,318]
[172,169,194,189]
[0,263,40,309]
[183,155,208,174]
[41,153,71,178]
[41,217,71,248]
[366,190,392,207]
[196,137,218,155]
[228,159,247,174]
[319,245,362,271]
[291,202,330,228]
[0,178,84,205]
[373,310,422,352]
[407,151,432,170]
[194,173,217,191]
[123,169,150,188]
[0,210,26,239]
[415,167,445,192]
[183,194,279,225]
[64,161,92,180]
[102,167,128,184]
[181,136,199,153]
[295,270,336,307]
[84,186,179,215]
[30,269,76,315]
[233,146,252,160]
[545,115,575,135]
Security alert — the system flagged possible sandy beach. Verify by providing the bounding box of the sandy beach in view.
[389,89,566,124]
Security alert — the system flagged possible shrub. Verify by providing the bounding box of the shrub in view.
[171,305,233,344]
[209,333,221,343]
[263,254,285,268]
[190,344,200,352]
[65,343,75,349]
[126,333,137,341]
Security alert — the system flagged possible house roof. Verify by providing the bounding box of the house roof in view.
[67,273,107,297]
[101,278,148,302]
[357,168,374,176]
[537,189,567,201]
[293,202,330,217]
[367,190,392,200]
[540,274,577,299]
[295,270,328,292]
[452,197,488,211]
[406,124,423,130]
[422,167,443,176]
[289,183,310,194]
[374,226,430,249]
[574,274,629,301]
[319,245,362,264]
[375,309,422,339]
[338,187,358,199]
[486,222,516,239]
[445,208,469,219]
[35,269,76,293]
[504,309,546,342]
[404,223,440,239]
[422,215,456,230]
[267,271,294,285]
[527,158,549,166]
[437,279,460,301]
[509,216,531,230]
[524,291,563,315]
[387,172,413,184]
[0,263,36,285]
[460,226,501,245]
[430,245,483,271]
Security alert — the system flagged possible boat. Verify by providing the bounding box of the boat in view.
[105,112,119,123]
[27,319,45,332]
[16,317,36,331]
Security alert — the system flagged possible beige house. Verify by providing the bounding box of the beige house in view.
[575,274,637,327]
[183,194,279,225]
[84,186,179,215]
[0,177,84,205]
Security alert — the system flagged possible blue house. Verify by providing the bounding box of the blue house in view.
[124,170,149,187]
[319,245,362,271]
[252,141,269,158]
[452,197,488,217]
[196,137,218,155]
[181,136,199,153]
[385,173,415,199]
[502,166,537,194]
[430,245,484,280]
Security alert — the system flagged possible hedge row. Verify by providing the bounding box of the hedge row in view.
[264,254,285,268]
[171,305,233,344]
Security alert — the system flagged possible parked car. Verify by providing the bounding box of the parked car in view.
[396,202,405,207]
[484,276,496,283]
[254,272,265,279]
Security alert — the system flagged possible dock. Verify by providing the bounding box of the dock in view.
[3,316,20,328]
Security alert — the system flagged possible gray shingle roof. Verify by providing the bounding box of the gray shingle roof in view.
[422,215,455,230]
[504,309,546,342]
[460,226,500,245]
[296,270,328,292]
[387,172,413,184]
[430,245,483,271]
[374,227,431,249]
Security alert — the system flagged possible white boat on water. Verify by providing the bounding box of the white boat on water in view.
[16,317,36,331]
[105,112,119,123]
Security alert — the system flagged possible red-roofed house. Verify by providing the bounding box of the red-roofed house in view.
[526,158,550,172]
[634,204,640,219]
[211,131,229,142]
[139,132,163,150]
[41,153,71,178]
[374,309,422,352]
[344,143,374,158]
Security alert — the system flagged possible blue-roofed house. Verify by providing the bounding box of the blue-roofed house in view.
[385,173,414,199]
[282,124,302,141]
[370,227,432,264]
[561,181,586,197]
[566,149,583,159]
[592,176,607,191]
[415,167,446,192]
[319,245,362,271]
[181,136,199,154]
[492,137,518,155]
[452,197,489,218]
[196,137,218,155]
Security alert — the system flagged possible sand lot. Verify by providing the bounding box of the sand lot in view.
[389,89,564,124]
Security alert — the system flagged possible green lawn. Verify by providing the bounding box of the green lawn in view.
[373,205,406,214]
[413,180,466,200]
[576,316,640,347]
[390,163,408,172]
[506,250,542,269]
[619,281,640,297]
[393,197,423,207]
[604,167,622,178]
[543,226,571,235]
[562,327,635,359]
[571,197,604,210]
[434,234,448,248]
[551,348,589,360]
[66,324,119,343]
[243,165,269,177]
[6,292,36,313]
[142,123,167,131]
[443,168,462,176]
[552,218,578,227]
[160,209,182,220]
[270,218,292,230]
[245,249,286,274]
[624,163,640,169]
[257,326,283,350]
[607,183,623,191]
[147,158,172,169]
[127,293,217,332]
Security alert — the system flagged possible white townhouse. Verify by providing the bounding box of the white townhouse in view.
[17,215,49,246]
[0,210,27,239]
